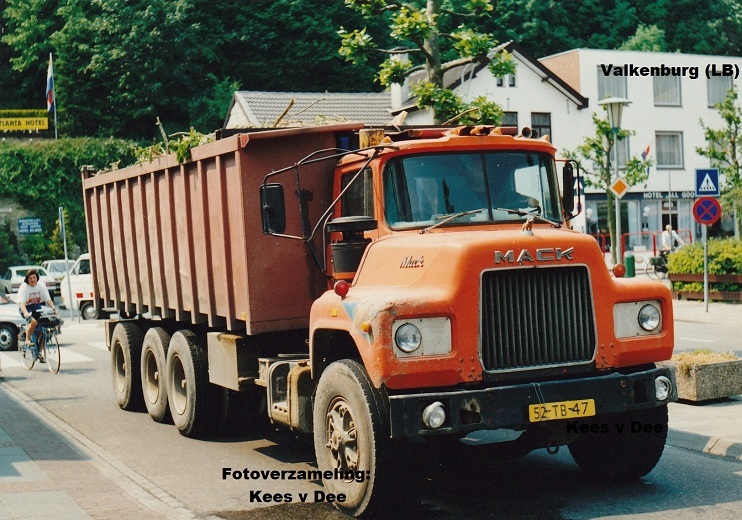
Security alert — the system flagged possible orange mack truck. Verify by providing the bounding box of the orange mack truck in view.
[83,122,677,516]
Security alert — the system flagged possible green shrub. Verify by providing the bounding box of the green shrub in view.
[668,238,742,292]
[0,138,137,258]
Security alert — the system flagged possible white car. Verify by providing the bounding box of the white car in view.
[0,293,25,351]
[42,259,73,283]
[60,253,102,320]
[0,265,59,297]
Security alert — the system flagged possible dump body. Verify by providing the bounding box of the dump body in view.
[83,123,362,334]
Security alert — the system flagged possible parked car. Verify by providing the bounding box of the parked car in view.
[0,265,59,297]
[60,253,105,319]
[42,259,73,284]
[0,293,24,351]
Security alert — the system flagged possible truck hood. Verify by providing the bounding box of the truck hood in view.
[354,226,605,289]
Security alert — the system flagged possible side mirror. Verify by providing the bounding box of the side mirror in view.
[562,162,575,214]
[260,183,286,235]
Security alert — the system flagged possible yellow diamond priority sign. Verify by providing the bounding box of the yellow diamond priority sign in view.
[609,177,629,199]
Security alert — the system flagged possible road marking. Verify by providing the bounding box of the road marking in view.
[88,341,108,351]
[0,349,94,368]
[678,337,714,343]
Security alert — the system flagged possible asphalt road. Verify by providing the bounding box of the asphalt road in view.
[1,317,741,519]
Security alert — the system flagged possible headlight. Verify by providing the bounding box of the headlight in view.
[638,304,661,331]
[655,376,672,401]
[395,323,422,353]
[614,300,663,338]
[392,317,451,357]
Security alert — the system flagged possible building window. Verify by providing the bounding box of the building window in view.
[655,132,684,168]
[597,68,628,99]
[508,73,516,87]
[707,76,732,106]
[502,111,518,127]
[531,113,551,140]
[653,76,681,106]
[611,136,629,168]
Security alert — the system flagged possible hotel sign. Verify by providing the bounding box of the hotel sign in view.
[0,117,49,131]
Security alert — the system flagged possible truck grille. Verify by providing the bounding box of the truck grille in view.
[481,266,596,371]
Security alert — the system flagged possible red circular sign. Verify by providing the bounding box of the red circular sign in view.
[692,197,722,225]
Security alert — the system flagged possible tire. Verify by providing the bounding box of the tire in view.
[0,324,18,351]
[111,322,145,411]
[141,327,172,423]
[313,360,392,517]
[166,330,215,438]
[80,302,99,320]
[19,331,35,370]
[568,405,668,481]
[45,333,61,374]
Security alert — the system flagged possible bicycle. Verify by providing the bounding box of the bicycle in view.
[645,250,669,280]
[18,308,62,374]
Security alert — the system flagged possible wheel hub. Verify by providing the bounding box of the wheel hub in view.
[325,399,358,475]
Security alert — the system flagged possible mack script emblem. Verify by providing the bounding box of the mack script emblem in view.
[494,247,575,264]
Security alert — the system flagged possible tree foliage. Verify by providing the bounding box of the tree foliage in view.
[697,87,742,238]
[566,111,651,264]
[339,0,514,124]
[0,137,137,255]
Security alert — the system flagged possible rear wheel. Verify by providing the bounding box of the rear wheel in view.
[569,405,668,481]
[0,324,17,351]
[166,330,215,437]
[45,333,61,374]
[80,302,99,320]
[141,327,172,423]
[111,323,144,411]
[314,360,392,517]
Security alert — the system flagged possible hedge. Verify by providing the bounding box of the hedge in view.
[668,239,742,292]
[0,138,137,268]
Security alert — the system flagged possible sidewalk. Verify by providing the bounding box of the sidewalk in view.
[0,381,195,520]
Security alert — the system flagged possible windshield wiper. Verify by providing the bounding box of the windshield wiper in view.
[495,207,562,228]
[419,208,486,234]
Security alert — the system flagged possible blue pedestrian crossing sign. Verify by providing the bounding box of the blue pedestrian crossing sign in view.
[695,169,720,197]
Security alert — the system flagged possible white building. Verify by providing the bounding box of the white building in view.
[392,45,742,250]
[541,48,742,249]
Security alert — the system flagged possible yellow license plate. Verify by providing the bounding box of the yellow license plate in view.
[528,399,596,422]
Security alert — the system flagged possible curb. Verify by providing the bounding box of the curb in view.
[668,429,742,461]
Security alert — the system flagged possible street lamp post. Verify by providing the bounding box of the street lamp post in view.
[598,96,631,264]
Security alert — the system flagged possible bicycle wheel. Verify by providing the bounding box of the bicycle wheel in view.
[645,262,659,280]
[45,332,61,374]
[19,331,35,370]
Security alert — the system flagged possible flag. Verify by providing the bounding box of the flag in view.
[46,53,55,112]
[641,143,651,175]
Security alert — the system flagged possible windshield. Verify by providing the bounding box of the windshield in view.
[384,151,561,229]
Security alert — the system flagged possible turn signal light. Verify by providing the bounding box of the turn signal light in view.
[612,263,626,278]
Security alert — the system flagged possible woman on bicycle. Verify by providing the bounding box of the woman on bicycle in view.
[18,269,57,348]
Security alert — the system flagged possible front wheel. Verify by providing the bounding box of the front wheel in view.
[45,332,61,374]
[313,360,391,517]
[19,331,35,370]
[569,405,668,481]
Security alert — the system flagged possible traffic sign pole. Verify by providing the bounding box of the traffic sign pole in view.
[701,212,710,313]
[692,196,723,313]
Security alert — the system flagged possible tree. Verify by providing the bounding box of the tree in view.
[620,24,668,52]
[338,0,514,124]
[697,86,742,239]
[567,111,651,265]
